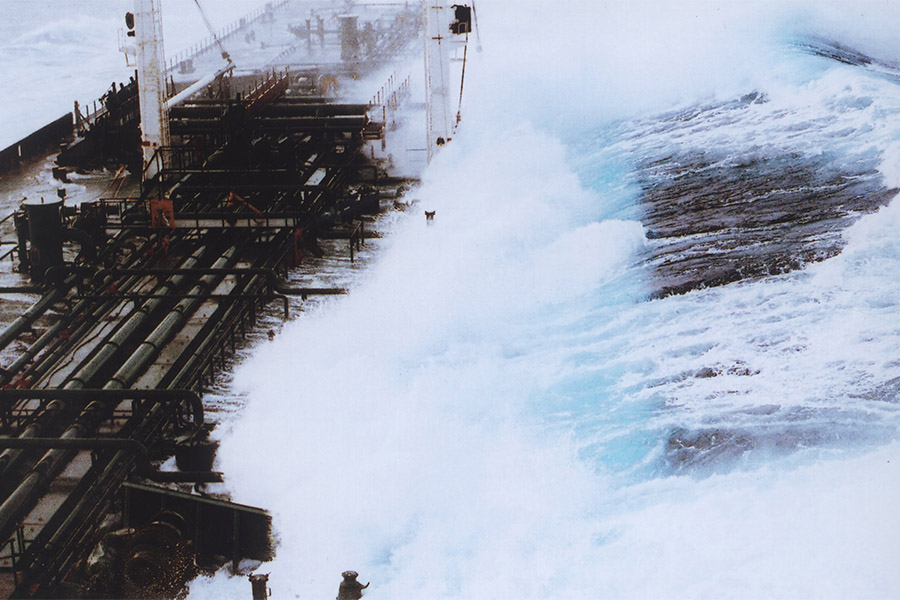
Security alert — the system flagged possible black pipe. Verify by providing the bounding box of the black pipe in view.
[168,187,336,199]
[104,246,241,391]
[0,319,66,387]
[15,264,147,388]
[0,401,65,480]
[162,238,289,390]
[170,115,367,135]
[276,285,346,297]
[64,245,211,390]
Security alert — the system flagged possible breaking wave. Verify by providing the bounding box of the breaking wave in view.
[2,0,887,597]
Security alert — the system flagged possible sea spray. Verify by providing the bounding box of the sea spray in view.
[185,1,900,598]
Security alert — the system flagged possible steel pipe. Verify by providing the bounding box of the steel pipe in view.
[0,287,65,353]
[64,245,209,389]
[104,246,239,390]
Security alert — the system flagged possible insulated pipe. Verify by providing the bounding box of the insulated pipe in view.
[0,288,64,353]
[64,245,209,389]
[105,246,238,390]
[0,261,150,474]
[164,64,234,111]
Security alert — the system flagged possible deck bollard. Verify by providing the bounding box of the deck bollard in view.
[23,197,64,282]
[249,573,270,599]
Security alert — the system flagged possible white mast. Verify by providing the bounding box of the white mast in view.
[134,0,170,180]
[423,1,471,163]
[423,1,452,163]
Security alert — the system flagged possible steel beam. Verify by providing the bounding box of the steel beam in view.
[0,438,222,483]
[0,388,204,430]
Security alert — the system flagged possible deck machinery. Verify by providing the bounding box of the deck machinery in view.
[0,1,421,597]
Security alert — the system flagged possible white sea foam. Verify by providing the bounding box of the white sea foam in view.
[187,2,900,598]
[194,8,900,600]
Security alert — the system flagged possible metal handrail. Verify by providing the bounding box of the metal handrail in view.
[0,388,205,430]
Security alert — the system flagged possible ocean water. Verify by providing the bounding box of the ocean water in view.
[4,1,900,598]
[0,0,270,150]
[194,2,900,598]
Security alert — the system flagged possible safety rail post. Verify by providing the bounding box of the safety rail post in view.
[14,525,25,585]
[349,221,365,262]
[3,536,19,588]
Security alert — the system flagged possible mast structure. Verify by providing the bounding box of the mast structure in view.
[423,1,471,162]
[134,0,170,179]
[423,1,451,163]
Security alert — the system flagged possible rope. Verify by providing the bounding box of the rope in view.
[471,1,483,52]
[436,31,451,136]
[192,0,232,63]
[455,31,469,128]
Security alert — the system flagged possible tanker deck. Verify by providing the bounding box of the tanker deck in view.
[0,1,422,596]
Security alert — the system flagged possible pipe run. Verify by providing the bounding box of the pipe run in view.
[165,64,234,110]
[0,287,65,353]
[72,292,291,320]
[91,266,282,293]
[104,245,240,391]
[0,247,216,542]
